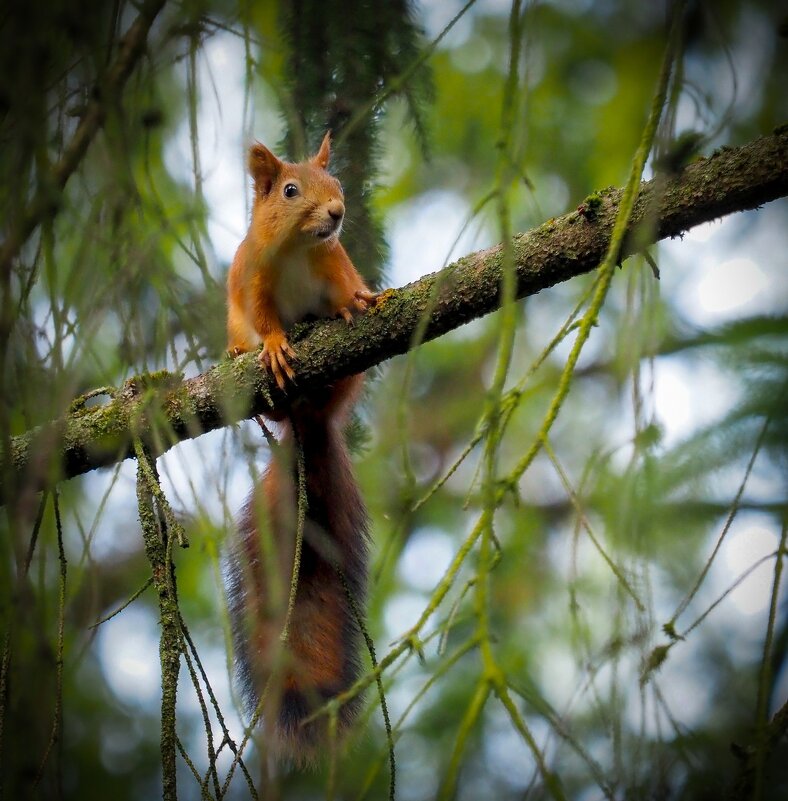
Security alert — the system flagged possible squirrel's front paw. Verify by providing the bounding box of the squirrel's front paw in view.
[337,290,382,325]
[260,334,296,390]
[353,289,381,312]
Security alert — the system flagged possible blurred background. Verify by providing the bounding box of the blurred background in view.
[1,0,786,798]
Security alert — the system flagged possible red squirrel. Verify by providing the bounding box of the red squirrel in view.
[224,132,378,763]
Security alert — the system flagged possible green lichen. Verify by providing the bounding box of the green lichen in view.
[585,192,603,209]
[68,386,117,416]
[576,191,604,221]
[369,287,396,312]
[163,384,194,423]
[138,369,183,391]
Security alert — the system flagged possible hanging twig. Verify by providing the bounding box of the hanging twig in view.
[135,440,182,801]
[32,491,67,796]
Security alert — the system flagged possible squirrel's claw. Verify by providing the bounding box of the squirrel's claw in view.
[347,288,381,315]
[355,289,380,305]
[260,336,296,390]
[338,306,355,325]
[353,289,380,311]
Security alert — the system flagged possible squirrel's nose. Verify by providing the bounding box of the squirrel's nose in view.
[327,200,344,221]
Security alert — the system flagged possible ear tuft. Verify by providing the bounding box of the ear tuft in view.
[248,142,281,194]
[312,131,332,170]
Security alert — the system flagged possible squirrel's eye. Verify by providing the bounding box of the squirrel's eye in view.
[283,183,299,198]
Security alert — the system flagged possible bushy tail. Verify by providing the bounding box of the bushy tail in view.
[226,394,368,763]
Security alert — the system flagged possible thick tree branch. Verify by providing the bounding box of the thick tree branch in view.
[0,0,168,277]
[4,128,787,500]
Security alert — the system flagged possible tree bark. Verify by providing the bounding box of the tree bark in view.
[3,127,787,501]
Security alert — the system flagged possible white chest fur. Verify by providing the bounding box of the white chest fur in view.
[271,251,332,328]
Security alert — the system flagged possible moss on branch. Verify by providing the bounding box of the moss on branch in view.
[3,128,787,500]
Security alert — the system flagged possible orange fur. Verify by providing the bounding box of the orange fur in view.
[226,131,374,388]
[225,133,377,764]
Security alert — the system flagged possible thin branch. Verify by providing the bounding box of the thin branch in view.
[88,577,154,629]
[339,570,396,801]
[0,0,168,277]
[4,128,788,500]
[334,0,479,150]
[753,517,788,800]
[33,491,67,796]
[666,413,771,629]
[136,441,181,801]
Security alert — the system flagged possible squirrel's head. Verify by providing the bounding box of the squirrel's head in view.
[248,132,345,249]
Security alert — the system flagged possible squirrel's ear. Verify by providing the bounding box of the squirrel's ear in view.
[249,142,281,194]
[311,131,332,169]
